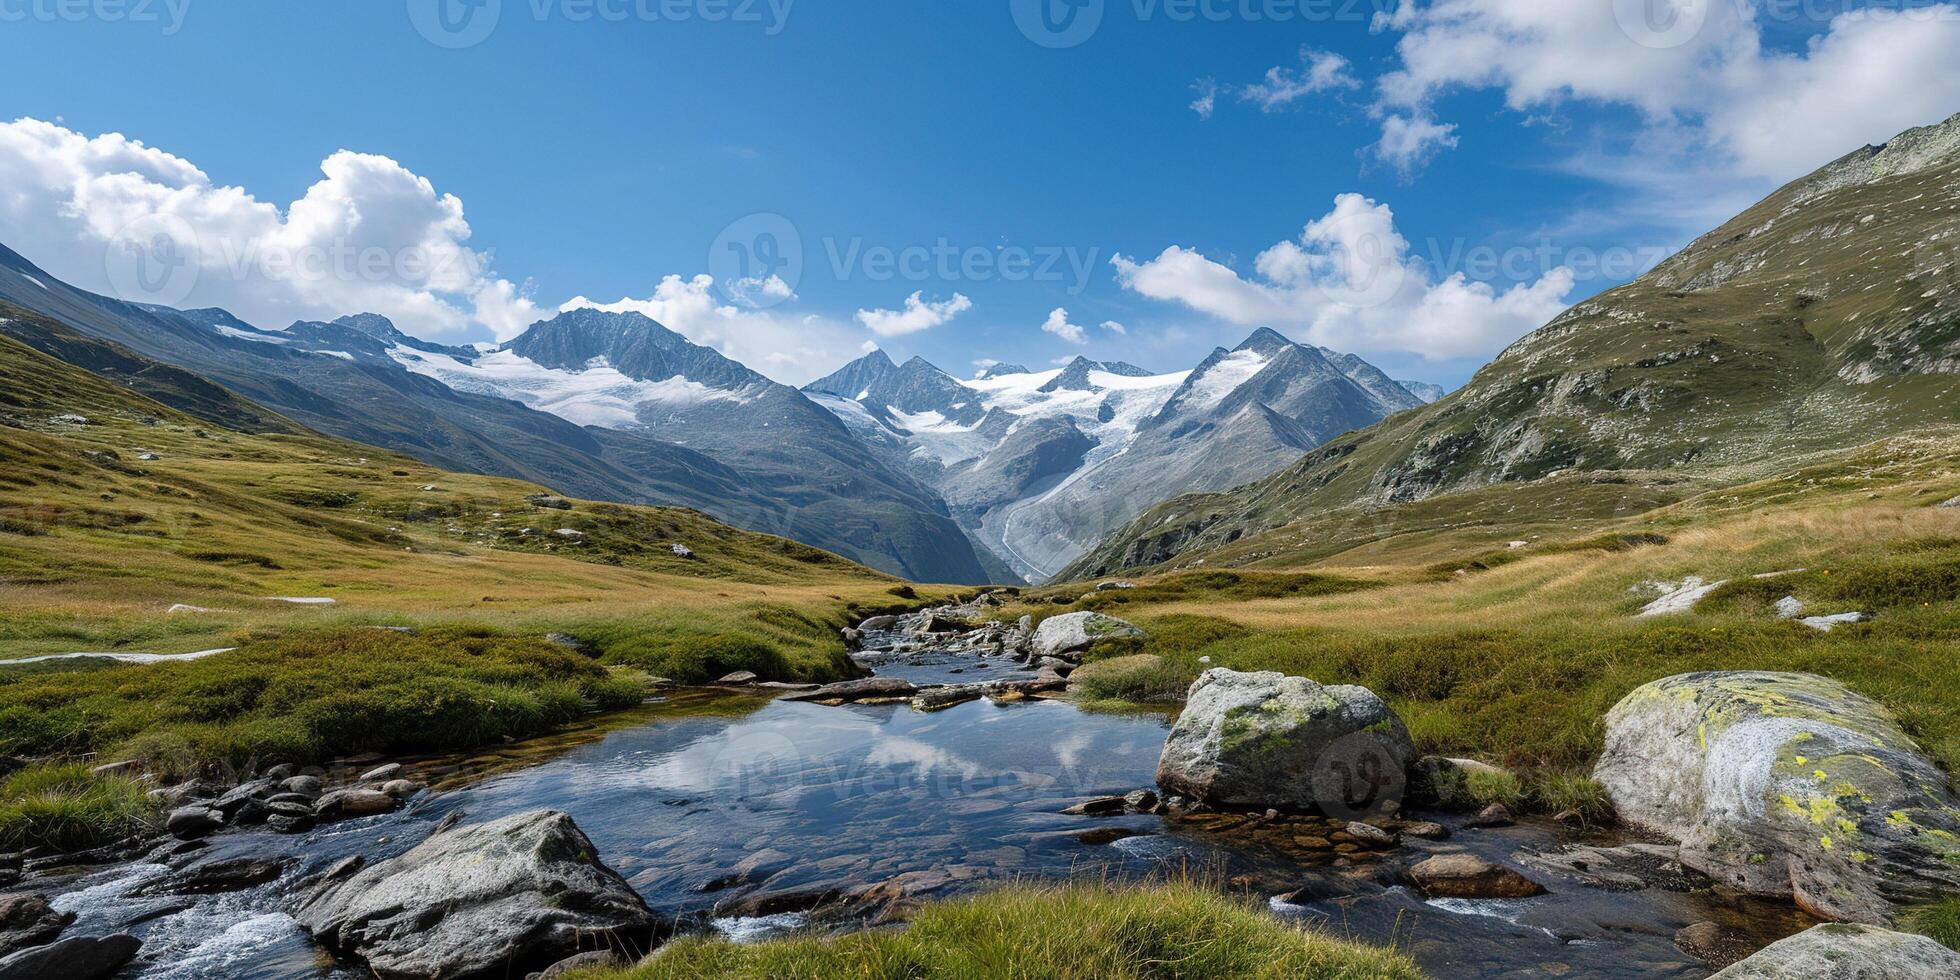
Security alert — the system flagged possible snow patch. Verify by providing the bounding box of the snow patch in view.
[389,347,749,429]
[0,648,235,666]
[213,325,291,345]
[1635,576,1727,617]
[1180,349,1270,412]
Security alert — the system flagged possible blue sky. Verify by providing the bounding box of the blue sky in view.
[3,1,1958,386]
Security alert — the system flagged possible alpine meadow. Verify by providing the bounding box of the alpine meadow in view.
[3,4,1960,979]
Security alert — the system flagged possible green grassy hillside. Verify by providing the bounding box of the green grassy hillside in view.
[1014,430,1960,781]
[1067,113,1960,580]
[0,308,951,772]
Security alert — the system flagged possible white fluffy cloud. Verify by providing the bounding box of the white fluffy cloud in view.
[854,290,973,337]
[1194,48,1359,119]
[1374,113,1460,173]
[0,117,541,339]
[1372,1,1960,182]
[562,275,867,386]
[1040,308,1089,345]
[1112,193,1575,360]
[1243,48,1360,110]
[1100,320,1127,335]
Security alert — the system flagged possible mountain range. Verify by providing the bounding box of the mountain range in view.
[0,251,1002,584]
[0,238,1437,585]
[803,332,1428,580]
[1068,111,1960,578]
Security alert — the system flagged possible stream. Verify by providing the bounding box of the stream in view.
[40,626,1812,978]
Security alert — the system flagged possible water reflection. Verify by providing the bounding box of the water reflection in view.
[52,689,1807,979]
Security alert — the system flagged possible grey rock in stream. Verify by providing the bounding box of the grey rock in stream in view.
[1030,612,1144,659]
[779,678,918,703]
[295,809,655,979]
[1709,923,1960,978]
[1595,671,1960,923]
[0,933,140,980]
[0,893,70,957]
[1155,669,1415,813]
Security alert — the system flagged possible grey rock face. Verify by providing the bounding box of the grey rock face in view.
[1030,612,1144,659]
[0,893,71,957]
[1709,924,1960,979]
[296,810,654,979]
[1595,671,1960,923]
[0,933,140,980]
[1155,669,1416,812]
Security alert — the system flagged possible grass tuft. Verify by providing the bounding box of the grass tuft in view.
[1900,896,1960,952]
[0,762,155,852]
[589,879,1420,980]
[1527,770,1615,823]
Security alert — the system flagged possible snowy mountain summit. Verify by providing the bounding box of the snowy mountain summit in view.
[805,329,1430,580]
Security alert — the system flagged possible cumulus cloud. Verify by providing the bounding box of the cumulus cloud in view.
[1242,48,1360,110]
[1040,308,1089,345]
[1374,113,1460,173]
[0,116,540,339]
[1371,1,1960,182]
[1100,320,1127,335]
[1112,193,1575,361]
[854,290,973,337]
[561,275,869,386]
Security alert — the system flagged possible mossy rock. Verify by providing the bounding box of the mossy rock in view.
[1155,668,1415,814]
[1596,671,1960,924]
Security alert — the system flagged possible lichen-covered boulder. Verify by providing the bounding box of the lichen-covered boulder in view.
[1155,669,1416,813]
[295,810,654,978]
[1709,923,1960,978]
[1031,612,1144,660]
[1595,671,1960,923]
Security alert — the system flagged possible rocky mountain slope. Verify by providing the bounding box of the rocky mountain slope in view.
[805,331,1424,580]
[1068,112,1960,578]
[0,249,997,583]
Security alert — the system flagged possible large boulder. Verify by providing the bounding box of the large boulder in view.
[1595,671,1960,923]
[295,810,655,978]
[1031,612,1144,660]
[1709,923,1960,978]
[1155,669,1416,813]
[0,934,140,980]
